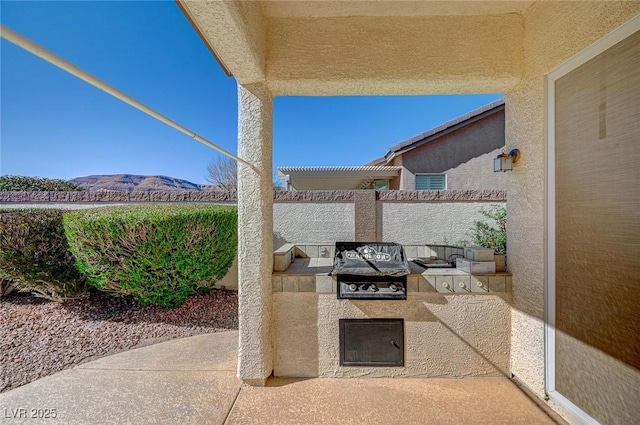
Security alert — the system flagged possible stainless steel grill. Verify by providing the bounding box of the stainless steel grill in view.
[331,242,411,300]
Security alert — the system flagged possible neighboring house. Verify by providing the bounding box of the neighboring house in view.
[369,99,505,191]
[278,99,506,191]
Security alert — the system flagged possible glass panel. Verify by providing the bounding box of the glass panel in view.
[374,180,389,190]
[415,174,446,190]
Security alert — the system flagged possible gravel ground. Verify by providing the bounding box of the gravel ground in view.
[0,289,238,393]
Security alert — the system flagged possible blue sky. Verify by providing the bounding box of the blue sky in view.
[1,1,502,185]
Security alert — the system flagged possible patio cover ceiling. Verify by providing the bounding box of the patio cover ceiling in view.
[260,1,534,18]
[177,0,528,95]
[278,166,401,190]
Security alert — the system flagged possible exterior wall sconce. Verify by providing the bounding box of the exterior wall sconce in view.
[494,149,521,172]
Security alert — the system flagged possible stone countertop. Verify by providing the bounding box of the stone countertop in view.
[282,258,333,275]
[275,258,510,277]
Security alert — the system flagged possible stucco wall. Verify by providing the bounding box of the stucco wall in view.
[271,193,505,247]
[273,202,354,248]
[381,202,504,245]
[401,149,506,191]
[504,2,640,422]
[397,166,411,190]
[274,293,511,379]
[4,190,504,251]
[401,109,507,191]
[446,149,506,190]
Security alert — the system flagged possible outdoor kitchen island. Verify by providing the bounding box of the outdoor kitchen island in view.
[271,243,512,379]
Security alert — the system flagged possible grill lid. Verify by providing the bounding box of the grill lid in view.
[331,242,411,276]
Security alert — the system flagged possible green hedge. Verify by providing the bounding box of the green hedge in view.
[63,205,237,307]
[0,209,85,299]
[0,175,85,191]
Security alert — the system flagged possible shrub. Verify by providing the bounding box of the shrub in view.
[469,206,507,254]
[0,271,19,297]
[0,175,85,191]
[0,209,86,300]
[63,205,237,307]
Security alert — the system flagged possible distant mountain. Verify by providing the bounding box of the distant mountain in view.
[70,174,205,192]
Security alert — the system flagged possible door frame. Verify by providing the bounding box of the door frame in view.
[544,14,640,425]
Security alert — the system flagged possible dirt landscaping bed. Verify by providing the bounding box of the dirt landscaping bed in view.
[0,289,238,393]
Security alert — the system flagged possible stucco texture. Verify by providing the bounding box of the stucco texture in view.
[180,0,266,83]
[273,293,319,377]
[400,149,506,191]
[267,14,523,95]
[353,190,377,241]
[273,203,354,248]
[273,293,511,379]
[236,82,274,386]
[400,108,507,191]
[381,202,504,245]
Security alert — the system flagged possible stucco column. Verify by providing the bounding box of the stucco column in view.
[354,190,377,241]
[237,82,274,386]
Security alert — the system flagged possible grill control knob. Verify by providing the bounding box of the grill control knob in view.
[348,283,358,291]
[389,284,399,292]
[459,282,467,289]
[368,284,378,292]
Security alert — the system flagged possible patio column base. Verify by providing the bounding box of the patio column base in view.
[241,377,268,387]
[237,81,274,386]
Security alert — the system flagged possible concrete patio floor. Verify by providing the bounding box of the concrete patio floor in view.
[0,331,561,425]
